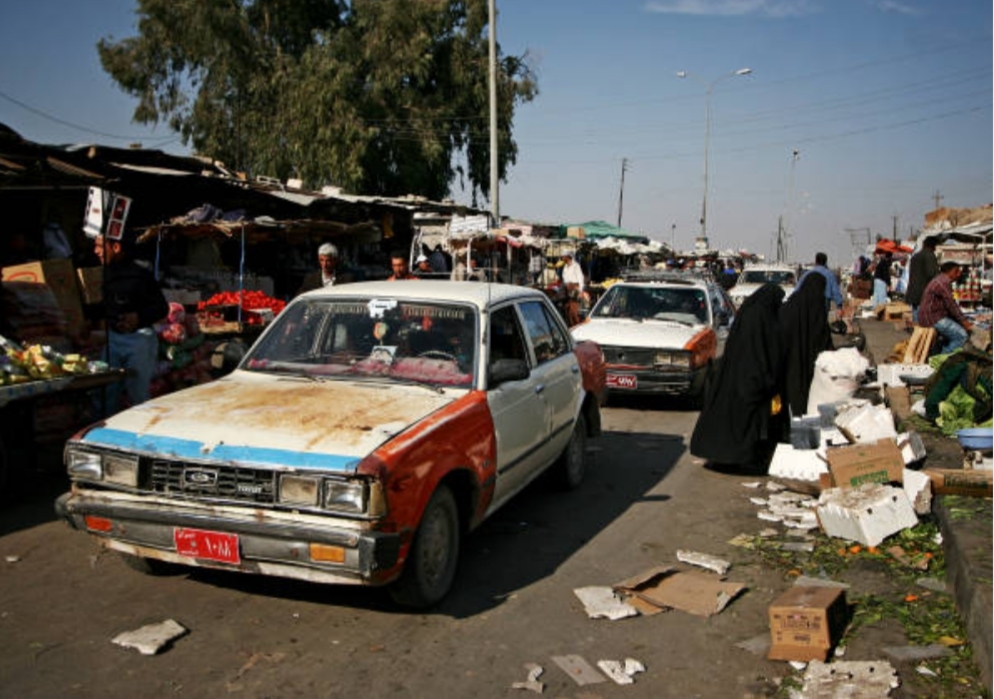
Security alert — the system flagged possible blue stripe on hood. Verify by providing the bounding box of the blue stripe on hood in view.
[82,427,361,472]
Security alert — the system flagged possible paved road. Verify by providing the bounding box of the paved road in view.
[1,399,808,698]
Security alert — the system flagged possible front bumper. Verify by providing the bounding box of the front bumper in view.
[55,489,401,586]
[605,365,706,395]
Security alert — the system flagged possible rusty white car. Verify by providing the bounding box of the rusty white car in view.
[56,281,606,607]
[570,275,735,403]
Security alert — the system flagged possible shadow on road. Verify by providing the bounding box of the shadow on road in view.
[1,430,685,619]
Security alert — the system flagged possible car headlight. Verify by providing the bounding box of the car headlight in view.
[279,474,321,507]
[671,352,691,368]
[65,449,138,487]
[654,351,672,366]
[323,479,367,514]
[66,449,103,480]
[103,453,139,487]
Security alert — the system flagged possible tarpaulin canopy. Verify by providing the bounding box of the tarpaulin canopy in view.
[874,239,912,255]
[561,220,649,244]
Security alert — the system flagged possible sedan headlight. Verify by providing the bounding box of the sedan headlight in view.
[279,474,321,507]
[323,479,367,514]
[65,449,138,487]
[66,449,103,480]
[102,454,139,487]
[654,351,691,368]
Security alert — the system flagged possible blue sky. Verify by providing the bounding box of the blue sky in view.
[1,0,990,265]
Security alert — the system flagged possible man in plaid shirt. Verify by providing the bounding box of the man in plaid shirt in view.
[917,261,974,354]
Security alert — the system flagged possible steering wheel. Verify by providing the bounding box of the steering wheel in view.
[418,350,458,362]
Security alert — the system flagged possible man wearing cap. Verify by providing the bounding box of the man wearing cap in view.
[298,243,350,294]
[413,254,434,278]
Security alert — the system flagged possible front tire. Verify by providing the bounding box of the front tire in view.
[557,412,588,490]
[390,485,460,609]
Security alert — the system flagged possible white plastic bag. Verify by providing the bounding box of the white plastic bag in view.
[806,347,870,415]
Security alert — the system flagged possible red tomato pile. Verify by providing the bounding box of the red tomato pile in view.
[197,290,286,325]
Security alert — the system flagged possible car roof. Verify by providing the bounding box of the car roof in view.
[297,280,547,310]
[613,276,710,290]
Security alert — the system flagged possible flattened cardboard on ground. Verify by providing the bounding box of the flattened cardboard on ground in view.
[768,586,849,662]
[923,468,993,497]
[613,565,746,617]
[821,439,904,490]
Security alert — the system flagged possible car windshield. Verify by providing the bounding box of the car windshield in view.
[741,270,795,285]
[243,298,477,388]
[591,285,709,324]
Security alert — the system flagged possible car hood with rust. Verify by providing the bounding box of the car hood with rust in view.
[77,371,462,473]
[571,317,705,351]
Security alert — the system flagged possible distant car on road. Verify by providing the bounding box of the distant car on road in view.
[728,263,797,308]
[56,281,606,608]
[569,274,735,404]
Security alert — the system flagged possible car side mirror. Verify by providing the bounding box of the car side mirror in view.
[716,310,731,327]
[489,358,530,386]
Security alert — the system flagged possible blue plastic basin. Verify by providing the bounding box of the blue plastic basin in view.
[956,427,993,451]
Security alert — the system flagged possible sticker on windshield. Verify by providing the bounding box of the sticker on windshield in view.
[368,299,398,318]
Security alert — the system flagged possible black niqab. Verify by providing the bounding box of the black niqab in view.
[780,272,833,416]
[690,283,786,468]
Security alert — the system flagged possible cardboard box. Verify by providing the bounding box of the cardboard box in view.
[823,439,904,489]
[768,586,849,661]
[76,266,103,305]
[3,259,85,336]
[923,468,993,497]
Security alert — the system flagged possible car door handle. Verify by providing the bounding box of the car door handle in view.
[534,384,545,394]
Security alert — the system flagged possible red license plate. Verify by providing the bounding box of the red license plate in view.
[174,528,241,565]
[607,373,638,389]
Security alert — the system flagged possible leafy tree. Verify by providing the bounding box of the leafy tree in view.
[99,0,536,203]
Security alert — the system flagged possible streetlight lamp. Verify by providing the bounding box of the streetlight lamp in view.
[676,67,752,246]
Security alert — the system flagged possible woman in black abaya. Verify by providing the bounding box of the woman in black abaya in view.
[780,272,834,417]
[690,283,787,472]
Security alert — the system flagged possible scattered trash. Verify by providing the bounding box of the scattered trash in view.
[758,511,783,522]
[782,541,816,552]
[794,660,900,697]
[111,619,188,655]
[766,481,788,492]
[511,663,544,693]
[572,586,638,620]
[613,565,746,617]
[735,633,771,656]
[915,577,948,593]
[596,658,645,685]
[728,533,756,549]
[749,497,769,506]
[881,644,953,662]
[5,555,20,563]
[816,483,918,548]
[793,575,849,590]
[676,550,730,575]
[768,587,848,662]
[742,481,762,489]
[886,545,930,571]
[789,660,808,671]
[916,665,938,677]
[550,654,606,686]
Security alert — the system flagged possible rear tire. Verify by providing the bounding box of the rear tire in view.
[557,413,588,490]
[389,485,460,609]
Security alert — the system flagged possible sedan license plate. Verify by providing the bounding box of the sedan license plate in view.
[607,373,637,389]
[174,528,241,565]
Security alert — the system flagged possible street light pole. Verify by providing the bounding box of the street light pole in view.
[676,67,752,245]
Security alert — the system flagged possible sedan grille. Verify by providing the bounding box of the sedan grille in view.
[149,459,277,505]
[601,346,656,367]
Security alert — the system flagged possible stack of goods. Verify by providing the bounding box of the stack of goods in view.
[196,290,287,331]
[0,336,102,385]
[150,303,217,398]
[0,282,69,349]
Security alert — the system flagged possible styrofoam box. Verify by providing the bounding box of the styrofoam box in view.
[835,403,898,444]
[816,483,918,547]
[877,363,934,387]
[769,443,829,482]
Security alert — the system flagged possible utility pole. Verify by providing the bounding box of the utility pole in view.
[892,215,898,239]
[617,158,629,228]
[931,190,944,210]
[488,0,499,226]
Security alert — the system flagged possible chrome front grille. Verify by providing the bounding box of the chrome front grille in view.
[601,346,655,367]
[149,459,277,504]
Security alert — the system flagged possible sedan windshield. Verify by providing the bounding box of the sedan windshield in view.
[243,299,477,388]
[741,270,795,285]
[592,285,709,324]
